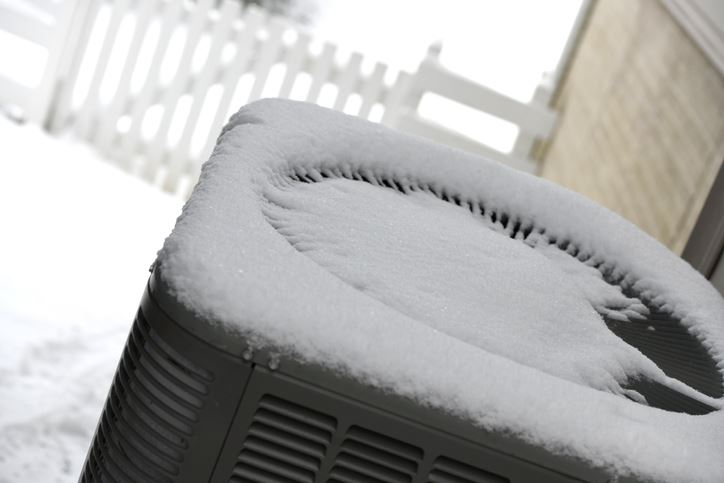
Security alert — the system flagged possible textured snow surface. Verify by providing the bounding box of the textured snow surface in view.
[264,178,658,392]
[0,117,181,483]
[159,99,724,482]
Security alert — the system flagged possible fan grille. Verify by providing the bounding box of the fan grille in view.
[428,456,509,483]
[229,395,337,482]
[81,311,213,483]
[328,426,423,482]
[272,166,723,414]
[226,392,512,483]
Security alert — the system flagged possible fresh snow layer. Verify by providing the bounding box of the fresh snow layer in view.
[159,99,724,482]
[263,177,657,392]
[0,117,181,483]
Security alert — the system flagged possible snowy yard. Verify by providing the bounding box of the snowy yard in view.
[0,116,181,482]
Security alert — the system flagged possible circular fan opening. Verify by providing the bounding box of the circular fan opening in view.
[263,166,722,415]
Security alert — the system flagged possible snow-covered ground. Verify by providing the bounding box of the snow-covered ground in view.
[0,116,181,482]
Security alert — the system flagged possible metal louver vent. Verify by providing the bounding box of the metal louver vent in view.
[81,310,213,483]
[229,395,337,482]
[329,426,423,483]
[428,456,509,483]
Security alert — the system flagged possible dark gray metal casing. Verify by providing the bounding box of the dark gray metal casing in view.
[78,268,634,483]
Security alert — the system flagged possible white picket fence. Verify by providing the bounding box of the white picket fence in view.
[0,0,562,195]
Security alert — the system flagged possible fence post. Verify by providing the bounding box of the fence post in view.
[27,0,76,126]
[510,73,554,168]
[382,42,441,128]
[48,0,101,133]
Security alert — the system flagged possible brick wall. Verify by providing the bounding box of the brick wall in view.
[540,0,724,254]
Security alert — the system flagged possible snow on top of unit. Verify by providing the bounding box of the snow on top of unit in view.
[157,99,724,482]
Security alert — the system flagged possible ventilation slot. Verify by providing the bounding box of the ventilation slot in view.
[427,456,509,483]
[81,311,213,483]
[229,395,337,483]
[328,426,423,483]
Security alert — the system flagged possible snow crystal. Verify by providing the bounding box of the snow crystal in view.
[157,99,724,482]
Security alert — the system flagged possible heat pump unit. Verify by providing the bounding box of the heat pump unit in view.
[80,100,724,483]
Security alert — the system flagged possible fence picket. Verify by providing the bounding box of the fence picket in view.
[164,0,240,192]
[23,0,80,124]
[75,0,132,140]
[49,0,101,132]
[143,0,214,182]
[306,42,336,102]
[358,62,386,119]
[117,0,184,169]
[196,7,265,171]
[95,0,159,154]
[333,52,362,111]
[247,16,287,102]
[511,81,553,161]
[278,30,311,98]
[381,70,412,126]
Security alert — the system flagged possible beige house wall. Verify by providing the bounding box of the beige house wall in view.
[540,0,724,254]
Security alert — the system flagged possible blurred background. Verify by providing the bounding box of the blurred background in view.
[1,0,721,258]
[0,0,722,481]
[0,0,584,177]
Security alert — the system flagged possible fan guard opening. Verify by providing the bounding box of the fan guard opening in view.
[265,165,722,415]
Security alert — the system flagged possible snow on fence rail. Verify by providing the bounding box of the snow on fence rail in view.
[1,0,559,194]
